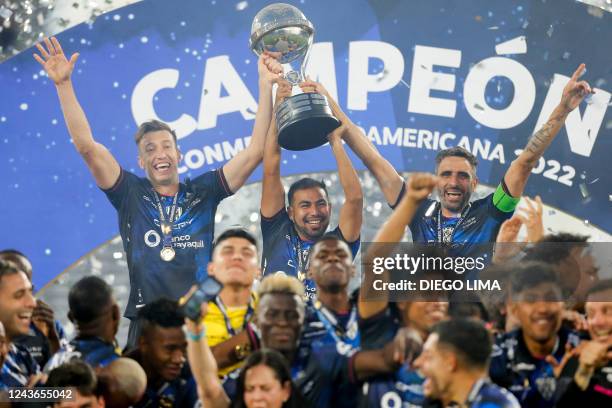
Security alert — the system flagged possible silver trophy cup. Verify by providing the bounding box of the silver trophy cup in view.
[250,3,340,151]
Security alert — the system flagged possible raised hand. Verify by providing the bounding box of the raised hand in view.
[274,79,292,106]
[560,64,594,113]
[33,37,79,85]
[515,196,544,243]
[259,52,283,85]
[406,173,437,202]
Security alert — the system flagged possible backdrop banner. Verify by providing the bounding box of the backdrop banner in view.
[1,0,610,289]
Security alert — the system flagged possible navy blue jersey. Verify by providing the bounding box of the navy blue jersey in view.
[135,375,198,408]
[103,168,232,318]
[0,343,40,389]
[466,379,521,407]
[224,343,356,408]
[359,307,425,408]
[395,182,514,261]
[261,208,360,299]
[13,320,67,368]
[555,356,612,407]
[299,300,361,408]
[489,328,580,408]
[43,336,120,372]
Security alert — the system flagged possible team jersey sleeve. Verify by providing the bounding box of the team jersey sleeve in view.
[330,226,361,258]
[260,208,292,275]
[260,207,290,238]
[359,307,399,350]
[190,167,233,204]
[101,168,141,212]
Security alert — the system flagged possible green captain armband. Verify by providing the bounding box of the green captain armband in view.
[492,182,520,212]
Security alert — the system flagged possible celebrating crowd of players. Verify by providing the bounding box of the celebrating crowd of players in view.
[0,37,609,407]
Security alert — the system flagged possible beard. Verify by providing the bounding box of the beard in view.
[437,186,471,214]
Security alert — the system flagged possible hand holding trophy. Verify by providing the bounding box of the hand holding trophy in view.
[250,3,340,150]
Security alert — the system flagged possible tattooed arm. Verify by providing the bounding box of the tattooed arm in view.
[504,64,593,197]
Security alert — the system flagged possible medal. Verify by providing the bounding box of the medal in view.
[160,246,176,262]
[153,190,179,262]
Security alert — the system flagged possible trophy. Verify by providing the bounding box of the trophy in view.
[250,3,340,151]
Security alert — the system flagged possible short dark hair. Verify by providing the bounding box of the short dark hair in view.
[586,278,612,300]
[68,276,114,323]
[137,298,184,337]
[524,233,589,264]
[134,119,177,146]
[46,360,99,397]
[287,177,328,206]
[510,262,560,296]
[449,298,489,322]
[0,259,24,286]
[432,318,492,369]
[214,228,258,251]
[232,348,308,408]
[435,147,478,173]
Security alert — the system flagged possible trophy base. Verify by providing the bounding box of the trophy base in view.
[276,93,341,151]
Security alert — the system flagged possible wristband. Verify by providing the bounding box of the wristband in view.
[184,325,206,342]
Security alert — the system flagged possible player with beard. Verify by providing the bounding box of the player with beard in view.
[259,79,362,298]
[34,37,282,348]
[358,173,449,407]
[414,319,520,408]
[305,65,593,256]
[186,274,420,408]
[489,262,580,408]
[555,279,612,406]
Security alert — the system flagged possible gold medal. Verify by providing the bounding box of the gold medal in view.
[160,246,176,262]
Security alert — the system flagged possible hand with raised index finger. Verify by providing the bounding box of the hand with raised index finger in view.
[32,37,79,85]
[560,63,595,113]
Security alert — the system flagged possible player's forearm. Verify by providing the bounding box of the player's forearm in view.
[343,125,404,205]
[262,118,281,177]
[574,363,595,390]
[373,193,419,244]
[187,334,228,404]
[518,106,567,168]
[245,80,274,162]
[353,349,396,380]
[55,81,97,155]
[330,138,363,205]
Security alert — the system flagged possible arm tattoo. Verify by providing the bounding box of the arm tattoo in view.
[524,111,566,157]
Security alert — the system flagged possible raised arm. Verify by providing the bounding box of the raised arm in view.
[260,80,293,218]
[301,80,404,205]
[222,54,281,193]
[359,173,436,319]
[504,64,593,197]
[33,37,120,189]
[185,304,230,408]
[353,327,422,380]
[301,80,363,242]
[328,128,363,242]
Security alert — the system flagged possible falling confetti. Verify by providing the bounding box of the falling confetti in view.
[474,103,485,111]
[235,1,248,11]
[546,24,554,37]
[561,51,571,60]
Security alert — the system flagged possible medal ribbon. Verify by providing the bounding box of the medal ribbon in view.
[153,190,179,249]
[314,301,360,349]
[436,202,472,243]
[213,294,255,337]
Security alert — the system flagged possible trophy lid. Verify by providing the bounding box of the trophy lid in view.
[249,3,314,56]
